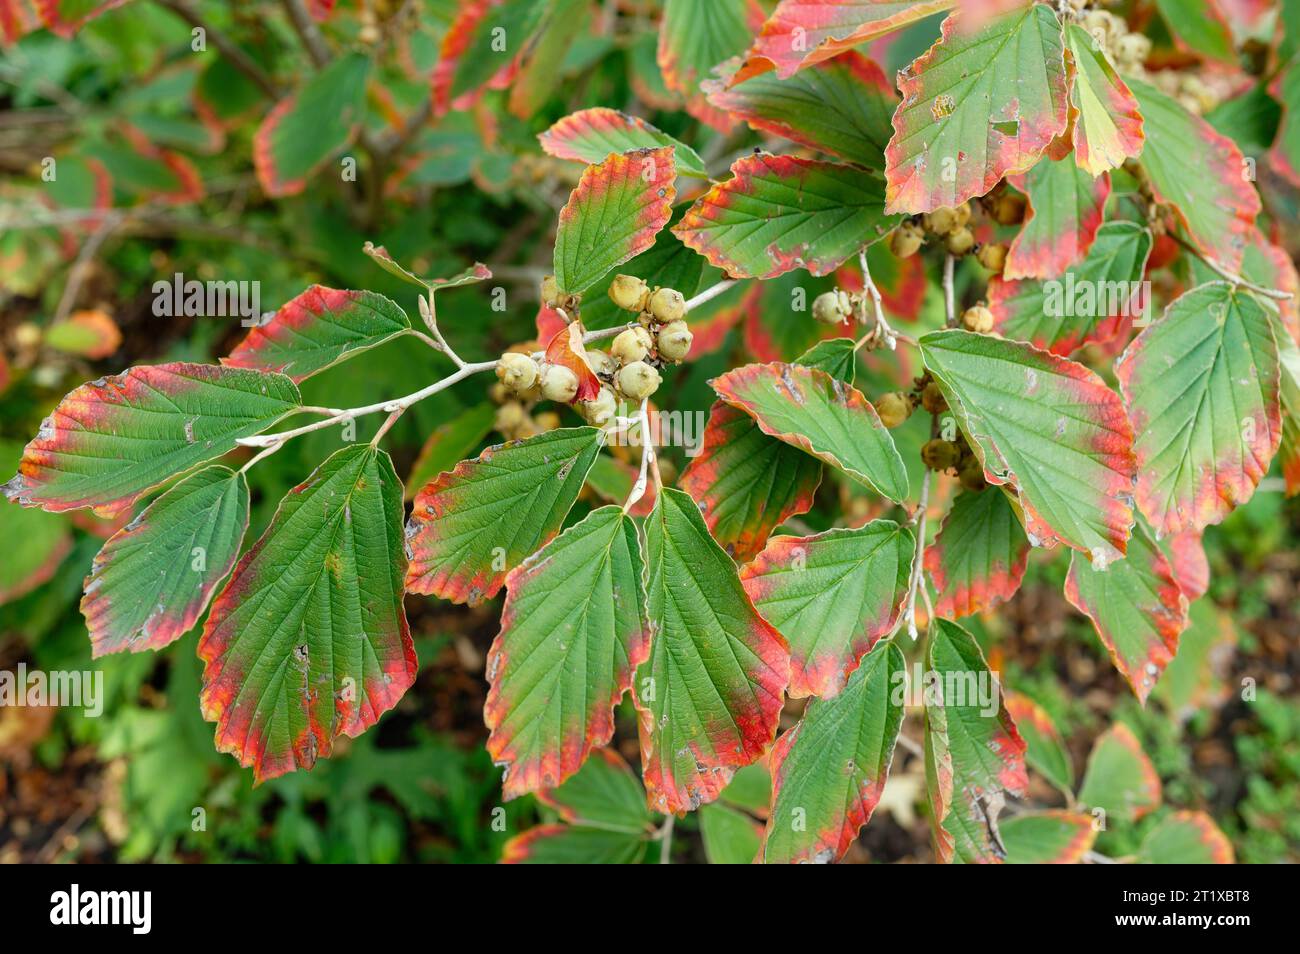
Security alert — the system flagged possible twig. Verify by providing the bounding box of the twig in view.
[684,278,737,312]
[280,0,331,67]
[1167,233,1293,300]
[943,253,957,327]
[657,815,674,864]
[858,248,901,350]
[900,471,932,642]
[156,0,280,98]
[417,292,466,367]
[371,407,405,445]
[623,399,654,513]
[51,209,127,325]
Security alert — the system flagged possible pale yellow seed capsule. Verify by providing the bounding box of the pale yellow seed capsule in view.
[540,276,561,308]
[580,386,618,426]
[656,320,693,362]
[945,227,975,256]
[496,351,538,394]
[961,304,995,334]
[889,225,924,258]
[648,286,686,323]
[925,206,960,235]
[812,290,852,325]
[540,365,579,403]
[494,401,527,434]
[611,326,653,364]
[587,349,619,377]
[608,274,648,312]
[616,361,661,400]
[876,392,912,429]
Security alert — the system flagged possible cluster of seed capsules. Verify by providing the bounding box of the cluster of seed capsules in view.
[875,379,988,493]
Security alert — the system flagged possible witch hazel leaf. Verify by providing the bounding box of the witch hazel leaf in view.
[634,488,790,815]
[705,51,899,170]
[1004,156,1110,280]
[656,0,754,131]
[990,221,1152,356]
[735,0,957,83]
[404,402,496,502]
[764,641,905,863]
[1116,282,1281,536]
[923,618,1028,864]
[0,440,70,607]
[1241,230,1300,344]
[1154,0,1235,64]
[999,811,1097,864]
[198,445,416,783]
[712,362,909,502]
[1077,722,1161,823]
[553,147,676,295]
[1153,599,1236,718]
[253,51,370,198]
[361,243,493,292]
[2,363,301,518]
[1063,23,1144,176]
[1164,529,1209,602]
[405,426,603,605]
[741,274,842,363]
[223,287,411,383]
[1275,323,1300,496]
[700,802,763,864]
[924,487,1029,619]
[431,0,542,115]
[539,108,708,179]
[919,330,1136,561]
[501,824,648,864]
[535,747,654,835]
[742,521,912,699]
[485,506,650,800]
[1268,62,1300,190]
[1128,78,1260,272]
[883,4,1069,215]
[674,153,899,279]
[83,465,248,658]
[543,320,602,402]
[38,0,130,38]
[1004,692,1073,793]
[1138,810,1234,864]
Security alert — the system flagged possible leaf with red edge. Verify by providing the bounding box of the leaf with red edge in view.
[2,363,300,518]
[405,426,603,605]
[674,153,898,279]
[1004,156,1109,280]
[0,0,40,44]
[634,488,790,815]
[253,52,370,198]
[1276,323,1300,497]
[224,287,410,383]
[45,309,121,359]
[924,487,1029,619]
[1153,598,1236,717]
[535,747,655,834]
[712,361,910,502]
[1116,282,1281,536]
[538,108,708,179]
[1004,691,1073,793]
[404,402,496,502]
[1077,722,1161,822]
[485,506,649,799]
[1164,529,1209,602]
[0,440,69,606]
[763,641,904,863]
[1154,0,1235,64]
[82,465,247,658]
[553,147,676,295]
[1139,810,1234,864]
[506,0,587,120]
[919,329,1136,562]
[1064,23,1144,177]
[430,0,543,115]
[705,51,898,169]
[1241,229,1300,344]
[883,4,1069,215]
[734,0,956,83]
[1000,811,1096,864]
[991,221,1152,356]
[1269,63,1300,190]
[923,617,1028,864]
[656,0,755,131]
[500,824,647,863]
[198,444,417,782]
[742,520,912,699]
[114,126,205,205]
[543,320,602,402]
[741,272,844,362]
[1065,520,1188,705]
[36,0,129,37]
[1129,78,1259,272]
[361,244,492,293]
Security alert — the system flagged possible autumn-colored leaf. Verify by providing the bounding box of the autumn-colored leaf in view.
[431,0,541,115]
[538,108,708,178]
[1004,692,1073,793]
[543,320,602,402]
[0,441,69,606]
[404,402,496,501]
[656,0,754,131]
[1268,62,1300,190]
[1004,156,1109,280]
[924,487,1029,619]
[1063,23,1144,176]
[500,824,647,863]
[1138,810,1233,864]
[1164,529,1209,602]
[45,308,121,359]
[999,811,1096,864]
[535,747,654,834]
[1077,722,1161,822]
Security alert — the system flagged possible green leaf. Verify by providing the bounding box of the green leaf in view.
[923,618,1027,864]
[501,824,647,863]
[404,402,496,501]
[536,748,655,835]
[924,487,1029,619]
[82,465,248,658]
[884,4,1069,214]
[553,147,677,295]
[1153,0,1235,63]
[700,803,763,864]
[795,337,858,383]
[1116,282,1281,535]
[432,0,547,113]
[1152,598,1236,717]
[224,286,411,382]
[634,488,790,814]
[405,427,604,605]
[656,0,753,129]
[674,153,899,278]
[1276,314,1300,496]
[1063,23,1144,176]
[253,51,370,198]
[361,245,493,293]
[1004,155,1109,280]
[1004,692,1074,793]
[764,641,905,864]
[1138,810,1234,864]
[539,108,708,178]
[711,362,909,502]
[741,521,912,699]
[719,763,772,814]
[1077,722,1162,823]
[1000,811,1097,864]
[3,363,301,518]
[198,444,416,782]
[485,506,649,799]
[919,329,1136,562]
[0,443,69,606]
[1268,63,1300,190]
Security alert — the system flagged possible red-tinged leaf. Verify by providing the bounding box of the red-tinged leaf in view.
[40,155,112,229]
[82,465,247,657]
[1065,520,1188,705]
[405,427,603,605]
[117,125,204,205]
[3,363,300,518]
[656,0,755,131]
[742,521,912,698]
[923,617,1028,864]
[1004,692,1073,793]
[1140,810,1234,864]
[700,802,763,863]
[361,243,492,293]
[543,320,602,402]
[224,286,411,383]
[1242,229,1300,344]
[539,108,708,178]
[1063,23,1144,177]
[506,0,588,120]
[634,488,790,815]
[553,147,676,295]
[763,641,905,863]
[1000,811,1097,864]
[304,0,334,20]
[735,0,956,83]
[1276,324,1300,496]
[924,487,1029,619]
[1269,63,1300,190]
[485,506,649,799]
[741,272,844,363]
[919,330,1136,562]
[430,0,541,115]
[674,153,898,279]
[712,362,910,502]
[1153,0,1236,64]
[535,747,655,834]
[1129,78,1259,272]
[1153,598,1236,717]
[254,52,370,198]
[705,51,898,169]
[198,445,416,782]
[404,402,496,502]
[883,4,1069,215]
[500,824,648,863]
[45,308,121,360]
[0,0,39,44]
[1077,722,1161,822]
[1116,282,1281,536]
[991,221,1152,356]
[1164,529,1209,602]
[36,0,129,37]
[1004,156,1109,280]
